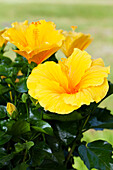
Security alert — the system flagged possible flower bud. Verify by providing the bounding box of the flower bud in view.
[7,102,18,119]
[22,93,28,103]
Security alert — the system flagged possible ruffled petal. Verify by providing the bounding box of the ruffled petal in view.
[25,20,65,51]
[13,50,31,60]
[62,88,93,107]
[61,29,92,57]
[65,48,92,88]
[28,46,60,64]
[28,78,78,114]
[0,28,8,47]
[70,33,92,53]
[2,21,28,50]
[91,58,105,67]
[87,78,109,103]
[79,65,110,89]
[27,61,69,93]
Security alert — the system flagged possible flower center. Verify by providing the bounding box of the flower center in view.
[59,60,80,94]
[31,21,41,25]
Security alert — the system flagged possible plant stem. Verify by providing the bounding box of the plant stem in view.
[14,93,17,106]
[65,138,77,166]
[65,114,90,167]
[82,114,90,130]
[23,149,27,162]
[25,102,29,119]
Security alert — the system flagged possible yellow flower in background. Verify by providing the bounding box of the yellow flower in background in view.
[15,70,23,83]
[6,102,17,117]
[61,26,93,57]
[27,48,110,114]
[0,29,8,47]
[2,20,65,64]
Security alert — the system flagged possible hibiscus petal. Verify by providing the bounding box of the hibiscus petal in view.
[79,65,110,89]
[65,48,92,88]
[62,88,93,107]
[0,29,8,47]
[13,50,31,60]
[70,33,92,51]
[27,61,69,92]
[61,29,92,57]
[87,78,109,103]
[29,79,78,114]
[91,58,105,67]
[25,20,65,51]
[2,21,28,50]
[28,47,60,64]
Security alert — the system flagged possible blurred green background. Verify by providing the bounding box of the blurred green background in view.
[0,0,113,111]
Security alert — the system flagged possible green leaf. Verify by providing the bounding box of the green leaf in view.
[0,44,6,54]
[73,156,89,170]
[0,152,14,165]
[32,120,53,136]
[0,84,12,95]
[4,119,15,132]
[28,61,37,70]
[73,156,97,170]
[0,147,6,157]
[15,141,34,153]
[12,162,29,170]
[21,93,28,103]
[16,77,28,93]
[39,160,67,170]
[46,135,65,164]
[0,65,18,77]
[0,55,12,65]
[55,121,79,145]
[29,106,43,121]
[82,129,113,147]
[0,147,8,168]
[43,110,83,121]
[86,107,113,130]
[0,105,7,119]
[14,55,28,75]
[0,131,12,145]
[9,120,30,136]
[5,78,15,87]
[16,103,28,119]
[31,142,52,166]
[78,140,113,170]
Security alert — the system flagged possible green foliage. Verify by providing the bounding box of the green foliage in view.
[78,140,113,170]
[83,129,113,146]
[15,141,34,153]
[0,105,7,118]
[73,156,97,170]
[0,47,113,170]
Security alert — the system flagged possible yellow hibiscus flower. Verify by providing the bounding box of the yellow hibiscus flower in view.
[27,48,110,114]
[0,29,8,47]
[61,26,93,57]
[2,20,65,64]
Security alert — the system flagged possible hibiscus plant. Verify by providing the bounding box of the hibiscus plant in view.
[0,20,113,170]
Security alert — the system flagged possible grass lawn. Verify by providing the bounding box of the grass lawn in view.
[0,0,113,111]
